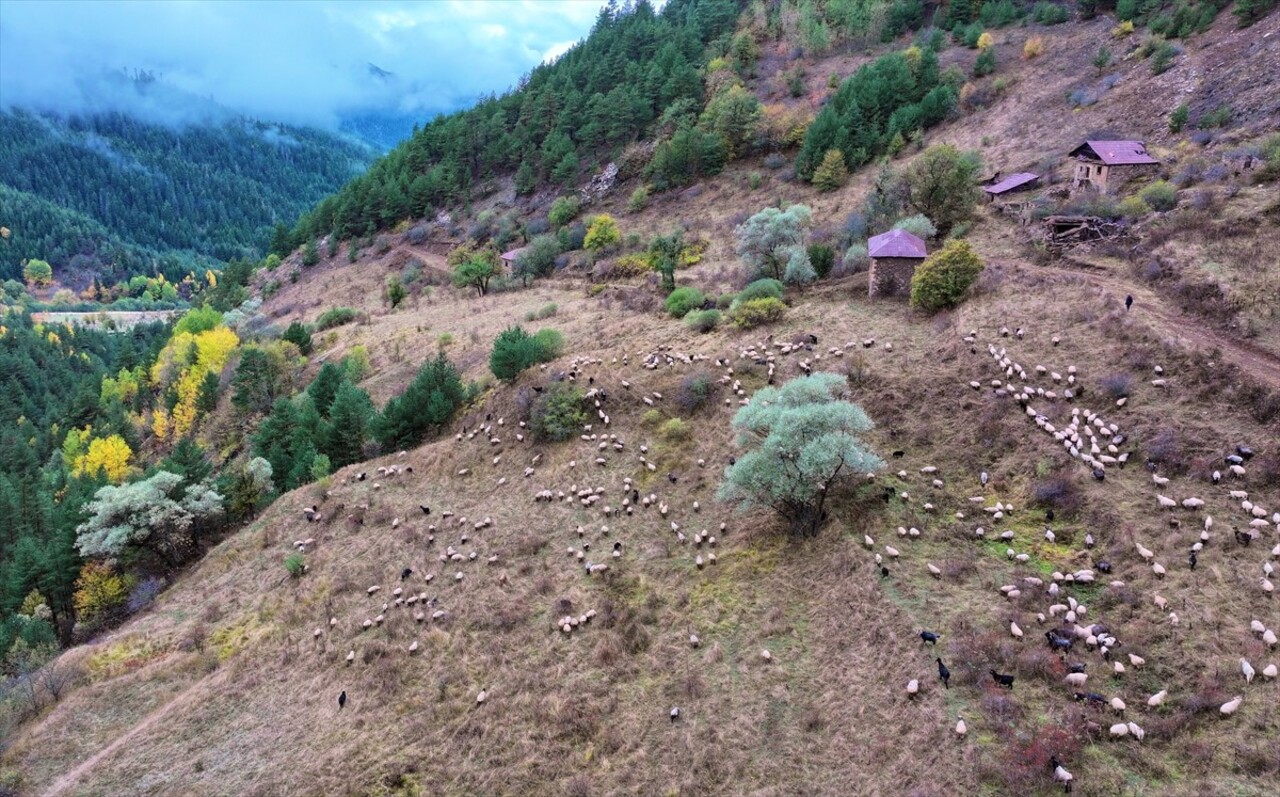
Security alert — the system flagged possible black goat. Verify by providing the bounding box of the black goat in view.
[338,690,347,710]
[990,669,1015,689]
[1045,632,1072,653]
[936,658,950,689]
[919,630,940,645]
[400,567,413,580]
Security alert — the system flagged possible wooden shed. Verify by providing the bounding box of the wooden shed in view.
[867,229,927,298]
[983,172,1040,201]
[1069,140,1158,194]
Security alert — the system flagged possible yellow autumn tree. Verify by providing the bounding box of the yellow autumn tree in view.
[73,562,134,622]
[150,324,239,439]
[152,407,171,441]
[62,425,92,469]
[74,434,134,483]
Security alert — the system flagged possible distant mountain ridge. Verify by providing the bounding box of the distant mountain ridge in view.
[0,107,376,284]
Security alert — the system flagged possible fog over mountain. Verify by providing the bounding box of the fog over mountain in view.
[0,0,604,145]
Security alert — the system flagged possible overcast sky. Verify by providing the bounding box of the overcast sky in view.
[0,0,606,128]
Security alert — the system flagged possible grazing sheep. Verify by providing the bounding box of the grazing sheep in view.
[1109,723,1129,739]
[954,714,966,738]
[1065,672,1088,688]
[907,679,919,699]
[1147,689,1167,707]
[1050,756,1074,793]
[1110,697,1126,717]
[1220,695,1243,716]
[1263,664,1278,680]
[1126,722,1145,741]
[1241,658,1255,684]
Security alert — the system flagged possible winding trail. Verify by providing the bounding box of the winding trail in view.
[1003,258,1280,392]
[41,668,228,797]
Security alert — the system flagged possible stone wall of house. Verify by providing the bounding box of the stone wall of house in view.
[868,256,921,298]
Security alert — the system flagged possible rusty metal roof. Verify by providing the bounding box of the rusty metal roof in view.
[1070,140,1159,166]
[868,229,927,259]
[499,247,528,262]
[984,172,1040,195]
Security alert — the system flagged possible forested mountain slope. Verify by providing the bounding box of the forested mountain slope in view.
[0,109,373,284]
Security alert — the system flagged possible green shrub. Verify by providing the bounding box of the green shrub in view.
[640,408,664,426]
[532,328,565,359]
[730,297,787,328]
[665,286,706,318]
[812,149,848,191]
[1198,105,1232,129]
[909,239,984,312]
[315,307,358,330]
[1139,180,1178,212]
[675,371,718,412]
[548,196,582,227]
[282,321,313,355]
[972,47,997,78]
[627,185,650,213]
[715,293,735,309]
[807,244,836,279]
[730,278,784,311]
[842,243,870,273]
[284,553,305,578]
[1148,39,1180,75]
[893,214,938,240]
[385,276,407,308]
[490,326,560,382]
[1118,196,1149,218]
[660,418,690,443]
[1169,103,1189,133]
[1031,1,1069,24]
[530,383,586,442]
[684,309,721,333]
[748,171,764,190]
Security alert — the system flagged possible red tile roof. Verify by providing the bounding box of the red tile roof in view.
[868,229,927,259]
[984,172,1040,195]
[1070,140,1159,166]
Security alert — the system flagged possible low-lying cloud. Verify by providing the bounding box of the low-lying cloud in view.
[0,0,603,129]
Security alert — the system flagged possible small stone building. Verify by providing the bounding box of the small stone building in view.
[1069,140,1158,193]
[499,246,528,273]
[867,229,927,298]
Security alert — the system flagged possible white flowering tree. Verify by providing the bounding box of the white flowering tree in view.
[717,373,882,537]
[76,471,224,567]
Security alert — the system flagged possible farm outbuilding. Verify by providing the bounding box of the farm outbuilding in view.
[983,172,1040,200]
[1069,140,1158,193]
[499,247,528,272]
[867,229,927,298]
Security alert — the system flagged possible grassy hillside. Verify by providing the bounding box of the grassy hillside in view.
[4,7,1280,797]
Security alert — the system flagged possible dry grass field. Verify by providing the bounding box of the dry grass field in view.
[10,247,1280,796]
[5,12,1280,797]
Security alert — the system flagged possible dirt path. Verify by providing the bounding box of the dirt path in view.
[1003,258,1280,392]
[41,669,223,797]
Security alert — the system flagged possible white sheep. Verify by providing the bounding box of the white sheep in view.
[1220,695,1243,716]
[1147,689,1167,707]
[1241,658,1255,683]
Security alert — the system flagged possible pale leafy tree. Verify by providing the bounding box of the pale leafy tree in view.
[717,373,882,537]
[735,204,813,284]
[76,471,224,566]
[783,246,816,284]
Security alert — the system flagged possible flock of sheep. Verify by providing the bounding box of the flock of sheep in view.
[872,324,1278,793]
[281,314,1275,795]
